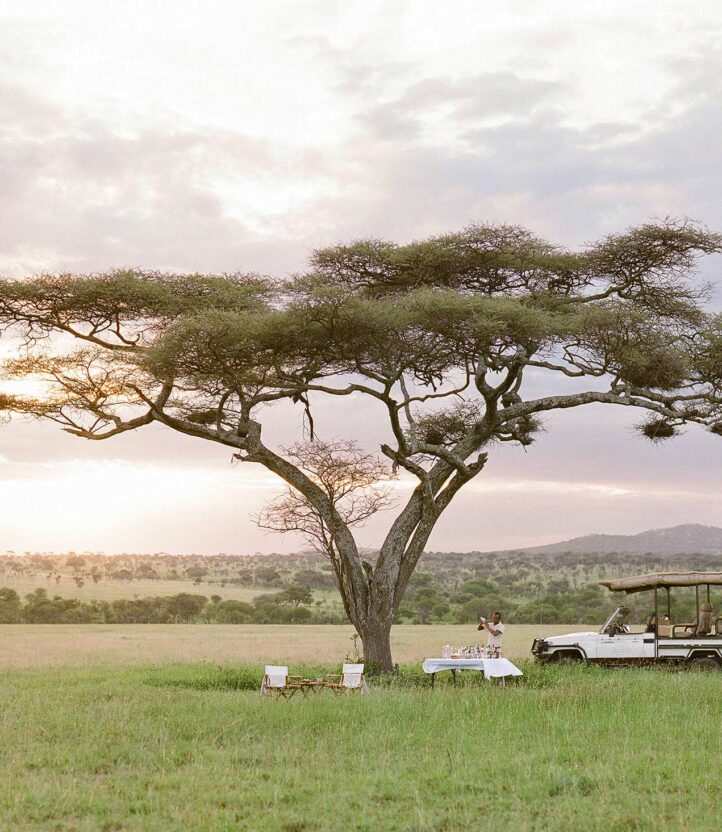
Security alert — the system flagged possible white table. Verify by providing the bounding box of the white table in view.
[422,657,523,687]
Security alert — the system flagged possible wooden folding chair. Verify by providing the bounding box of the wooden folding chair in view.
[326,663,367,694]
[261,665,304,699]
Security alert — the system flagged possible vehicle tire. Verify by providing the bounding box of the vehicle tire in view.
[554,651,583,665]
[687,656,721,671]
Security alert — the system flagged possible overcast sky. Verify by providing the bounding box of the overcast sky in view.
[0,1,721,554]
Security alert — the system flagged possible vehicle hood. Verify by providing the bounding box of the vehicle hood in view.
[543,632,598,645]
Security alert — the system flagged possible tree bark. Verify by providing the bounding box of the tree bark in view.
[356,615,393,674]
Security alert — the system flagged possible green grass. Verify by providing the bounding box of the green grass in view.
[0,663,720,831]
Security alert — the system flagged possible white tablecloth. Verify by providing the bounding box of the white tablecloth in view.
[422,657,523,679]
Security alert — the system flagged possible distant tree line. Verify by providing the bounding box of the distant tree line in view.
[0,586,346,625]
[0,548,718,625]
[0,553,338,589]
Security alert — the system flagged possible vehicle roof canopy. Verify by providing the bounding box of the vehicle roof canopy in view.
[600,572,722,594]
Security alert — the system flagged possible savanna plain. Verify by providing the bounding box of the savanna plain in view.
[0,625,720,832]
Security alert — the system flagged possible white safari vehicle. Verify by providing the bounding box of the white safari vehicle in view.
[531,572,722,669]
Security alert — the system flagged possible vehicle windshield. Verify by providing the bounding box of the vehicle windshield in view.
[599,606,632,635]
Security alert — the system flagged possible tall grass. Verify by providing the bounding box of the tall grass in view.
[0,663,720,830]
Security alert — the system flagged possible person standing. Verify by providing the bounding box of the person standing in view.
[478,611,505,655]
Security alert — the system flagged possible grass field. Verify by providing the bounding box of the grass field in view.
[0,660,720,831]
[0,624,579,668]
[0,575,338,604]
[2,625,720,830]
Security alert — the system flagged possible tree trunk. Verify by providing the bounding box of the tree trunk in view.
[357,616,393,674]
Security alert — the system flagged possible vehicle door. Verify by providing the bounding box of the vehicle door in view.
[595,632,652,661]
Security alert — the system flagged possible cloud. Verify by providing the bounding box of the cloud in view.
[0,119,328,275]
[399,72,559,122]
[0,80,59,133]
[356,72,560,140]
[324,61,722,252]
[1,30,720,276]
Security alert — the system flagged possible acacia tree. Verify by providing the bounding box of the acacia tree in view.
[1,220,722,671]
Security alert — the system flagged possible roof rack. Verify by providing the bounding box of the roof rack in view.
[600,572,722,594]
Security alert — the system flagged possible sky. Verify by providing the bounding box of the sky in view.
[0,0,721,554]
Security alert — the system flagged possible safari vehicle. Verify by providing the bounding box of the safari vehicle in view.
[531,572,722,669]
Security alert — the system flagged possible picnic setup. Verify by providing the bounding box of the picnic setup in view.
[422,645,524,688]
[262,611,523,698]
[261,663,369,698]
[419,611,523,687]
[262,639,523,699]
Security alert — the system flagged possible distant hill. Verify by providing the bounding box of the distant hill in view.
[510,524,722,556]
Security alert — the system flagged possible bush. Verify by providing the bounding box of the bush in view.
[0,588,21,623]
[210,600,254,623]
[455,596,507,623]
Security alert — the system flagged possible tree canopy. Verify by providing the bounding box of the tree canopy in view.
[1,219,721,670]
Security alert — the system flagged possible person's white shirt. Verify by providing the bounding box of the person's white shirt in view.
[486,621,505,649]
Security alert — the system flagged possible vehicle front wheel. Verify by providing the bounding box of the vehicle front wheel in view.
[687,656,721,671]
[553,651,584,665]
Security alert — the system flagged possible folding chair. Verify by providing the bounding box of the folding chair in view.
[261,665,304,699]
[326,663,368,694]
